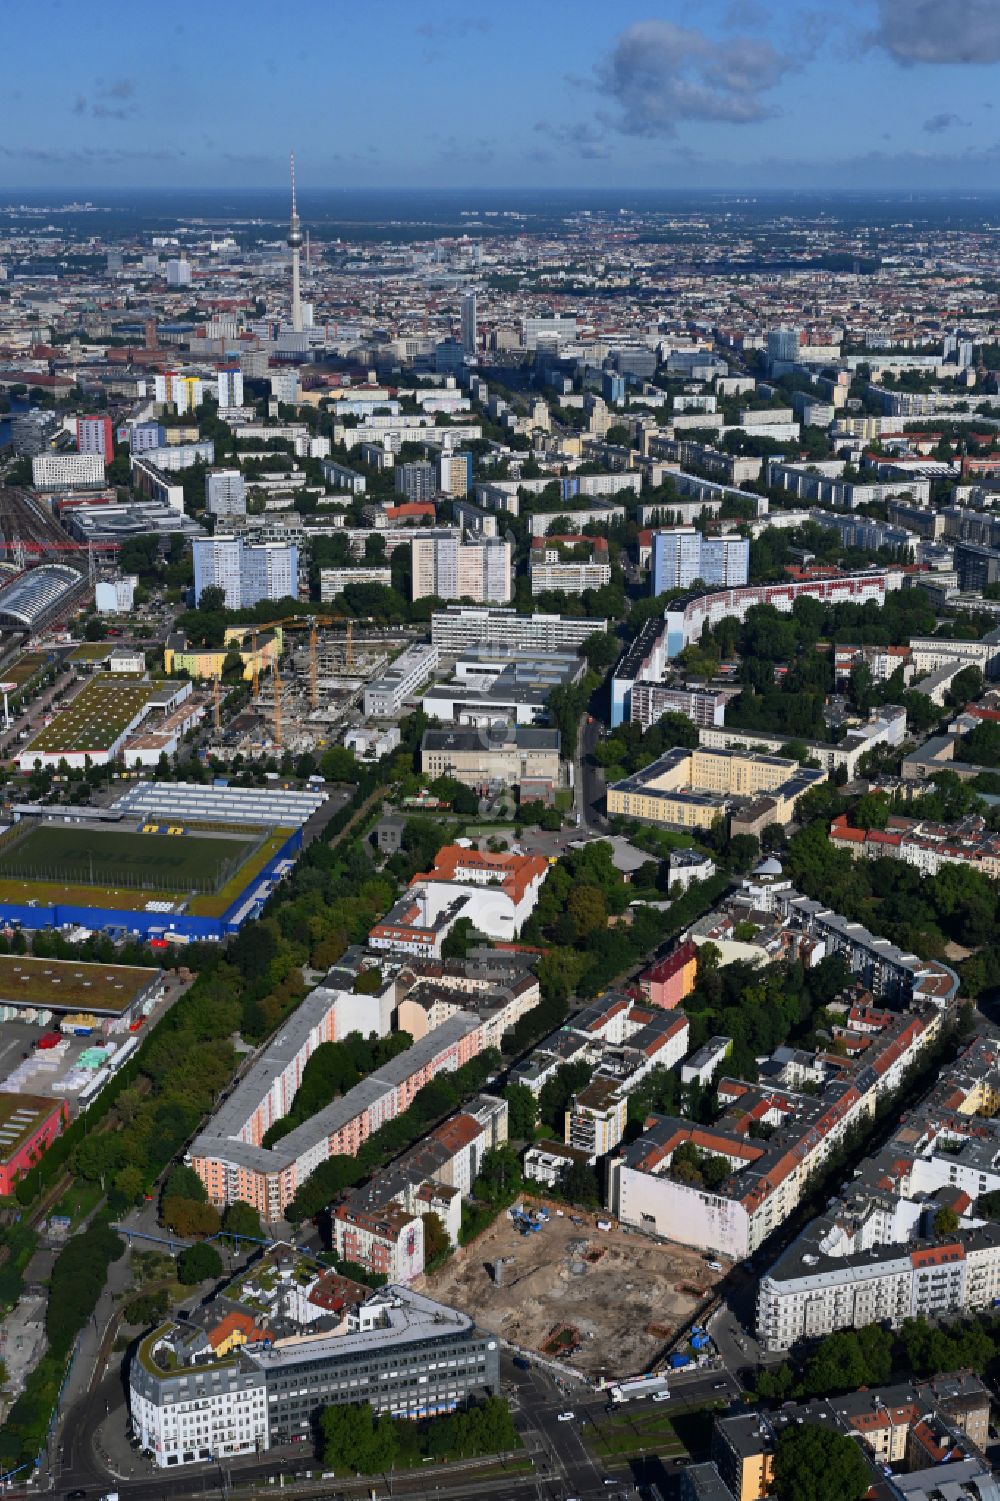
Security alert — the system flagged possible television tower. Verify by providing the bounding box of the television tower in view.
[287,152,303,334]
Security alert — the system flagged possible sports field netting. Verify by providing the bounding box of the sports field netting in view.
[0,825,259,896]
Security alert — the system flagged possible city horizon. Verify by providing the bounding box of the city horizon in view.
[4,0,1000,190]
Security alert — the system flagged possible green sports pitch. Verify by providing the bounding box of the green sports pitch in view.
[0,825,258,896]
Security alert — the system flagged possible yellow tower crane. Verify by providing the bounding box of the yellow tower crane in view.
[272,655,282,751]
[308,620,318,711]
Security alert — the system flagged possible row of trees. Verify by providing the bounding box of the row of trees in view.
[756,1314,1000,1405]
[261,1031,413,1148]
[285,1049,502,1222]
[320,1395,517,1474]
[0,1221,125,1470]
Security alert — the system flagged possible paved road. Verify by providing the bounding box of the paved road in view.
[578,718,608,833]
[50,1348,732,1501]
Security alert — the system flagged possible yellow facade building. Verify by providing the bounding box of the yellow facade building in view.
[164,626,282,683]
[607,746,825,833]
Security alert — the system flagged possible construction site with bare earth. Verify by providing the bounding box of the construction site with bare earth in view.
[423,1202,727,1382]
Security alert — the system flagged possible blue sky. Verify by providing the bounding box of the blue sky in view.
[2,0,1000,190]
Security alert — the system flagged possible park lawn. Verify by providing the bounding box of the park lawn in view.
[53,1179,104,1228]
[586,1409,685,1460]
[4,651,48,687]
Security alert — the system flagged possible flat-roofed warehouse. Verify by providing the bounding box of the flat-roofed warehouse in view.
[0,954,163,1020]
[0,1092,68,1194]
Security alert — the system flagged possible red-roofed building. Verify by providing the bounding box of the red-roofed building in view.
[639,942,697,1010]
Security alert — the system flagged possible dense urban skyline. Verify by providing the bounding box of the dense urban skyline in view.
[4,0,1000,190]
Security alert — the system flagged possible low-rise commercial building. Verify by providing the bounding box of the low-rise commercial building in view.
[363,642,439,718]
[0,1094,69,1194]
[420,725,561,801]
[421,649,583,728]
[130,1273,498,1467]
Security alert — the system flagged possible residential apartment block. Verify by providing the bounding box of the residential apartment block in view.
[430,606,602,655]
[188,976,484,1218]
[411,534,511,603]
[651,528,749,594]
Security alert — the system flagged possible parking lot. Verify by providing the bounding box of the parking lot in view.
[426,1202,727,1381]
[0,1016,135,1110]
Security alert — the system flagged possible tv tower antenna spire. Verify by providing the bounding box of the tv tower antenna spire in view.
[287,152,303,334]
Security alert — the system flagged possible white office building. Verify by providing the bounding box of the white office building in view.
[95,575,138,614]
[364,643,439,718]
[31,453,105,490]
[320,567,392,601]
[165,258,192,286]
[430,607,603,654]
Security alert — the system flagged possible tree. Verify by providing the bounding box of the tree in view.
[114,1166,145,1204]
[561,1160,600,1207]
[539,1061,592,1135]
[474,1145,521,1203]
[163,1164,207,1204]
[222,1200,263,1241]
[947,664,984,707]
[321,1400,397,1474]
[773,1424,870,1501]
[504,1082,538,1140]
[567,884,607,941]
[198,585,227,611]
[161,1196,221,1238]
[73,1133,125,1188]
[854,792,889,830]
[320,745,360,783]
[421,1211,451,1272]
[934,1205,960,1238]
[441,916,475,961]
[46,1224,124,1357]
[177,1241,223,1285]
